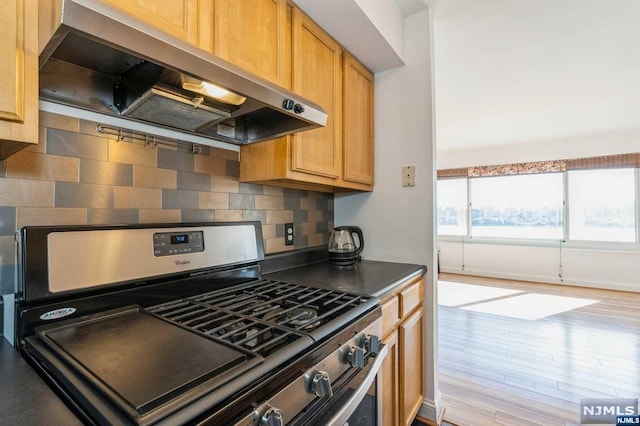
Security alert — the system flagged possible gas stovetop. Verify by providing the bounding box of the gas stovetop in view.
[8,223,382,425]
[147,278,368,358]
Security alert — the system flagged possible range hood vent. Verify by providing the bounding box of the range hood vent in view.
[120,87,230,132]
[39,0,327,145]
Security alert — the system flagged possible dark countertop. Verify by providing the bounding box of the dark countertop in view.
[0,338,82,426]
[265,259,427,300]
[0,254,425,424]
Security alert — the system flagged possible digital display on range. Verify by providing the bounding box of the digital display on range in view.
[153,231,203,257]
[171,234,189,245]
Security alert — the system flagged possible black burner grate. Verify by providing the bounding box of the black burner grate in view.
[147,279,367,358]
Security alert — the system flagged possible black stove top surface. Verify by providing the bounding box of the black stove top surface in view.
[36,307,256,419]
[20,275,376,425]
[148,278,368,357]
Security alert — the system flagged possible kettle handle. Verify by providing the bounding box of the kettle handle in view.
[349,226,364,257]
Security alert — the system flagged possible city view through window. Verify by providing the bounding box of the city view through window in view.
[437,169,637,242]
[470,173,563,239]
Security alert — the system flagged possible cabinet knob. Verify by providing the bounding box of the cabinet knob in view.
[311,370,333,398]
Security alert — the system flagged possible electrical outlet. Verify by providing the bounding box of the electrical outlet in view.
[402,166,416,187]
[285,223,294,246]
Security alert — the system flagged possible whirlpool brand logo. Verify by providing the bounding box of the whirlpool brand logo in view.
[175,259,191,266]
[39,308,76,321]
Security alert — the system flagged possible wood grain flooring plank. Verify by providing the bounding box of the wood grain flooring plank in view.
[440,374,580,424]
[438,273,640,426]
[441,346,640,397]
[440,371,581,416]
[440,343,635,385]
[494,411,546,426]
[439,363,506,383]
[440,344,640,394]
[555,381,618,398]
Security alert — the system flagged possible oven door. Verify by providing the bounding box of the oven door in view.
[292,343,388,426]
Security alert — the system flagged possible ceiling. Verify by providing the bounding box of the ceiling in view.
[431,0,640,167]
[395,0,429,16]
[295,0,640,168]
[294,0,428,72]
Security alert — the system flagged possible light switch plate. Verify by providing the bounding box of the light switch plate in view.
[402,166,416,187]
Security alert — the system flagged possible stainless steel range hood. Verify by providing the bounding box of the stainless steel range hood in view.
[39,0,327,145]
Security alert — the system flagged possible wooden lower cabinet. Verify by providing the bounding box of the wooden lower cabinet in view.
[380,277,425,426]
[399,307,424,426]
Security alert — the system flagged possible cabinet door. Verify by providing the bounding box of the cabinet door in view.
[399,307,424,426]
[0,0,38,159]
[380,331,399,426]
[209,0,289,88]
[103,0,199,45]
[291,9,342,179]
[343,53,374,185]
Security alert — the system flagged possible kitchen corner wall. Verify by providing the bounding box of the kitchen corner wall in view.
[335,8,438,419]
[0,111,334,297]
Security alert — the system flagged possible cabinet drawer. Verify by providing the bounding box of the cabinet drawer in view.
[381,296,399,337]
[400,279,423,318]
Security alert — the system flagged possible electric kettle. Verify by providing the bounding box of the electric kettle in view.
[328,226,364,266]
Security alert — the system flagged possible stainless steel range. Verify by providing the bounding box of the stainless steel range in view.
[4,222,386,425]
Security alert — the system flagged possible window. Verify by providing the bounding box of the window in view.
[568,168,636,242]
[437,178,467,236]
[470,173,564,239]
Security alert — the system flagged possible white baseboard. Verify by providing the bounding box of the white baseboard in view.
[438,267,640,293]
[418,399,440,423]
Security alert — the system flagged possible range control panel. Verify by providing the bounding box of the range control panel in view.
[153,231,204,257]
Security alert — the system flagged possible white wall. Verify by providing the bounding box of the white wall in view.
[439,239,640,292]
[293,0,405,72]
[335,8,440,418]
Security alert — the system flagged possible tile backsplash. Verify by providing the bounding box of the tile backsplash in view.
[0,111,334,296]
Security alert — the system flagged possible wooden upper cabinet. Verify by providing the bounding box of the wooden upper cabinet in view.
[204,0,290,88]
[238,5,374,193]
[291,8,342,179]
[103,0,200,45]
[343,53,374,185]
[0,0,38,159]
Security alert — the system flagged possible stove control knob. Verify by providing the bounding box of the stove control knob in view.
[311,370,333,398]
[348,346,365,369]
[364,335,380,355]
[260,407,284,426]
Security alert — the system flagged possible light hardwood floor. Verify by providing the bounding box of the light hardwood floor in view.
[437,273,640,426]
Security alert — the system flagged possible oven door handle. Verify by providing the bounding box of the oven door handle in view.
[326,342,389,426]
